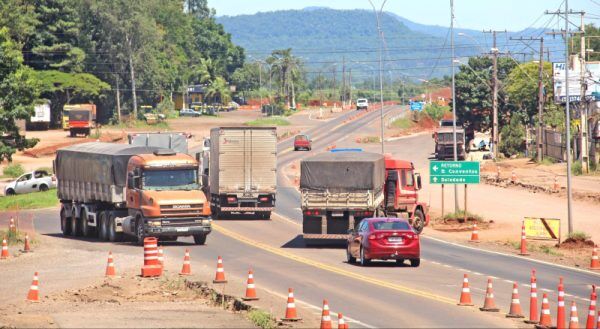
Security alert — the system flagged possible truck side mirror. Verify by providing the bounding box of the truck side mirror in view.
[415,173,422,190]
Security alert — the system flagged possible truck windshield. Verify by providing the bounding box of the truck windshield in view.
[142,169,198,191]
[438,133,464,142]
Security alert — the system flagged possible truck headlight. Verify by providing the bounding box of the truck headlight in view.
[202,219,211,225]
[149,221,161,227]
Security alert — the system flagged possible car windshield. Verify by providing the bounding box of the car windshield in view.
[371,221,411,231]
[142,169,199,191]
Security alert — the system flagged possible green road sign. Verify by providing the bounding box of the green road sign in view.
[429,161,480,184]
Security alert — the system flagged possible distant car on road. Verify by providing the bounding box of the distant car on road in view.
[180,108,202,117]
[356,98,369,110]
[346,217,420,267]
[5,170,56,195]
[293,134,312,151]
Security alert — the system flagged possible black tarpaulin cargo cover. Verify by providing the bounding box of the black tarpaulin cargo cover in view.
[56,142,165,187]
[300,151,385,191]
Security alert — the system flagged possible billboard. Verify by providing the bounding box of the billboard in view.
[553,61,600,103]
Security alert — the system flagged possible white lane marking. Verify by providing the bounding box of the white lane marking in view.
[503,279,513,284]
[424,235,600,278]
[472,272,483,276]
[542,288,552,292]
[443,264,452,268]
[258,285,376,328]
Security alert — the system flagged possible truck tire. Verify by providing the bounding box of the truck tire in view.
[98,211,109,241]
[70,130,75,138]
[193,234,207,245]
[412,209,425,234]
[70,208,80,236]
[135,217,145,246]
[80,208,92,237]
[108,213,123,242]
[260,211,271,220]
[60,205,72,236]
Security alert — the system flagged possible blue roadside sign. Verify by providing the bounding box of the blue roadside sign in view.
[410,101,424,111]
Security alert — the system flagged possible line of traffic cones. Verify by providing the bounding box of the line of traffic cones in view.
[480,277,500,312]
[506,282,524,318]
[519,222,529,256]
[320,299,332,329]
[525,269,539,324]
[458,274,474,306]
[586,286,596,329]
[337,313,348,329]
[282,288,301,321]
[536,293,553,329]
[569,301,579,329]
[1,237,9,259]
[105,251,116,277]
[213,256,227,283]
[26,272,39,302]
[558,277,566,329]
[242,269,259,301]
[23,234,32,253]
[590,246,600,270]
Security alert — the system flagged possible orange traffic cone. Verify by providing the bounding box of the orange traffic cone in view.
[337,313,348,329]
[23,234,31,252]
[320,300,332,329]
[525,269,539,324]
[511,170,517,183]
[1,237,9,259]
[553,176,560,191]
[558,277,566,329]
[213,256,227,283]
[242,269,259,301]
[458,274,474,306]
[536,293,553,329]
[585,286,596,329]
[569,301,579,329]
[282,288,301,321]
[480,277,500,312]
[507,282,524,318]
[469,223,480,243]
[26,272,39,302]
[590,246,600,270]
[105,251,116,277]
[158,246,164,267]
[519,222,529,256]
[9,217,16,233]
[180,249,191,275]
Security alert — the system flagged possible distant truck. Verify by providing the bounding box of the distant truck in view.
[63,104,97,131]
[356,98,369,110]
[128,132,190,154]
[300,151,429,245]
[200,127,277,219]
[434,126,466,160]
[27,101,51,130]
[55,143,212,245]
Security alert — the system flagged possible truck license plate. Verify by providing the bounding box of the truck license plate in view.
[388,237,403,242]
[176,227,189,232]
[331,212,344,217]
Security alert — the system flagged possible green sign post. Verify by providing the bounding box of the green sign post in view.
[429,161,480,184]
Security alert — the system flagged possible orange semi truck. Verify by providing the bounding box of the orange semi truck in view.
[55,142,212,245]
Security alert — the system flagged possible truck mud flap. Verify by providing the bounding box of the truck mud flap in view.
[302,212,350,234]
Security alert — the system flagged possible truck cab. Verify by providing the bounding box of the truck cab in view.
[383,155,429,233]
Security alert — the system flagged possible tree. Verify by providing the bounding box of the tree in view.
[231,63,261,92]
[267,48,303,108]
[454,56,516,132]
[499,113,526,156]
[205,76,231,105]
[0,28,40,158]
[505,61,554,124]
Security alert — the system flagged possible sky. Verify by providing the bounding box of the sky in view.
[209,0,597,31]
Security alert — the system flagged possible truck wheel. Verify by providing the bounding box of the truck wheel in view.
[412,209,425,234]
[98,211,109,241]
[70,208,80,236]
[135,217,145,246]
[193,234,207,245]
[69,130,75,138]
[260,212,271,220]
[60,205,72,235]
[108,213,123,242]
[80,208,92,237]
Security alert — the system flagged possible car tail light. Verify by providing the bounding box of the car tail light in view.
[227,196,237,203]
[402,233,415,240]
[259,196,269,202]
[368,234,377,240]
[304,210,320,216]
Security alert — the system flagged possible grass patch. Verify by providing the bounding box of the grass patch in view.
[0,229,37,246]
[108,120,170,130]
[247,309,276,329]
[245,117,290,126]
[0,190,58,209]
[361,136,381,143]
[538,157,557,166]
[3,163,24,178]
[441,210,485,223]
[391,117,415,130]
[508,240,563,256]
[567,231,591,241]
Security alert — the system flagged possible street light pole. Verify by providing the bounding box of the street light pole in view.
[368,0,387,154]
[450,0,460,212]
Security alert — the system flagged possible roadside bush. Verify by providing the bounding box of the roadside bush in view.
[572,161,583,176]
[567,231,591,241]
[423,103,449,122]
[499,114,525,157]
[247,310,276,329]
[3,163,24,178]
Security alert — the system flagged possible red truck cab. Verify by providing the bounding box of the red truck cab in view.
[383,154,430,233]
[293,134,312,151]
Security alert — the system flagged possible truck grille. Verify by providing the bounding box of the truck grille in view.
[160,204,203,216]
[161,219,205,227]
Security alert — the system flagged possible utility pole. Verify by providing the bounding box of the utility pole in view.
[332,65,337,104]
[368,0,387,154]
[483,29,507,157]
[450,0,459,212]
[349,68,353,106]
[545,2,584,235]
[342,56,346,108]
[579,12,590,173]
[510,36,546,162]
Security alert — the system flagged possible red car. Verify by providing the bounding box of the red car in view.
[293,134,312,151]
[346,217,420,267]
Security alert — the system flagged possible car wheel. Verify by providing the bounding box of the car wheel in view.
[193,234,207,245]
[98,211,108,241]
[70,208,80,236]
[346,246,356,264]
[60,205,72,235]
[39,184,49,192]
[360,245,370,266]
[5,188,15,196]
[135,217,145,246]
[410,258,421,267]
[412,209,425,234]
[395,259,405,266]
[108,213,123,242]
[294,147,298,151]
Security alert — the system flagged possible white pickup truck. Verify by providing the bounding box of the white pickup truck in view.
[356,98,369,110]
[4,170,56,195]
